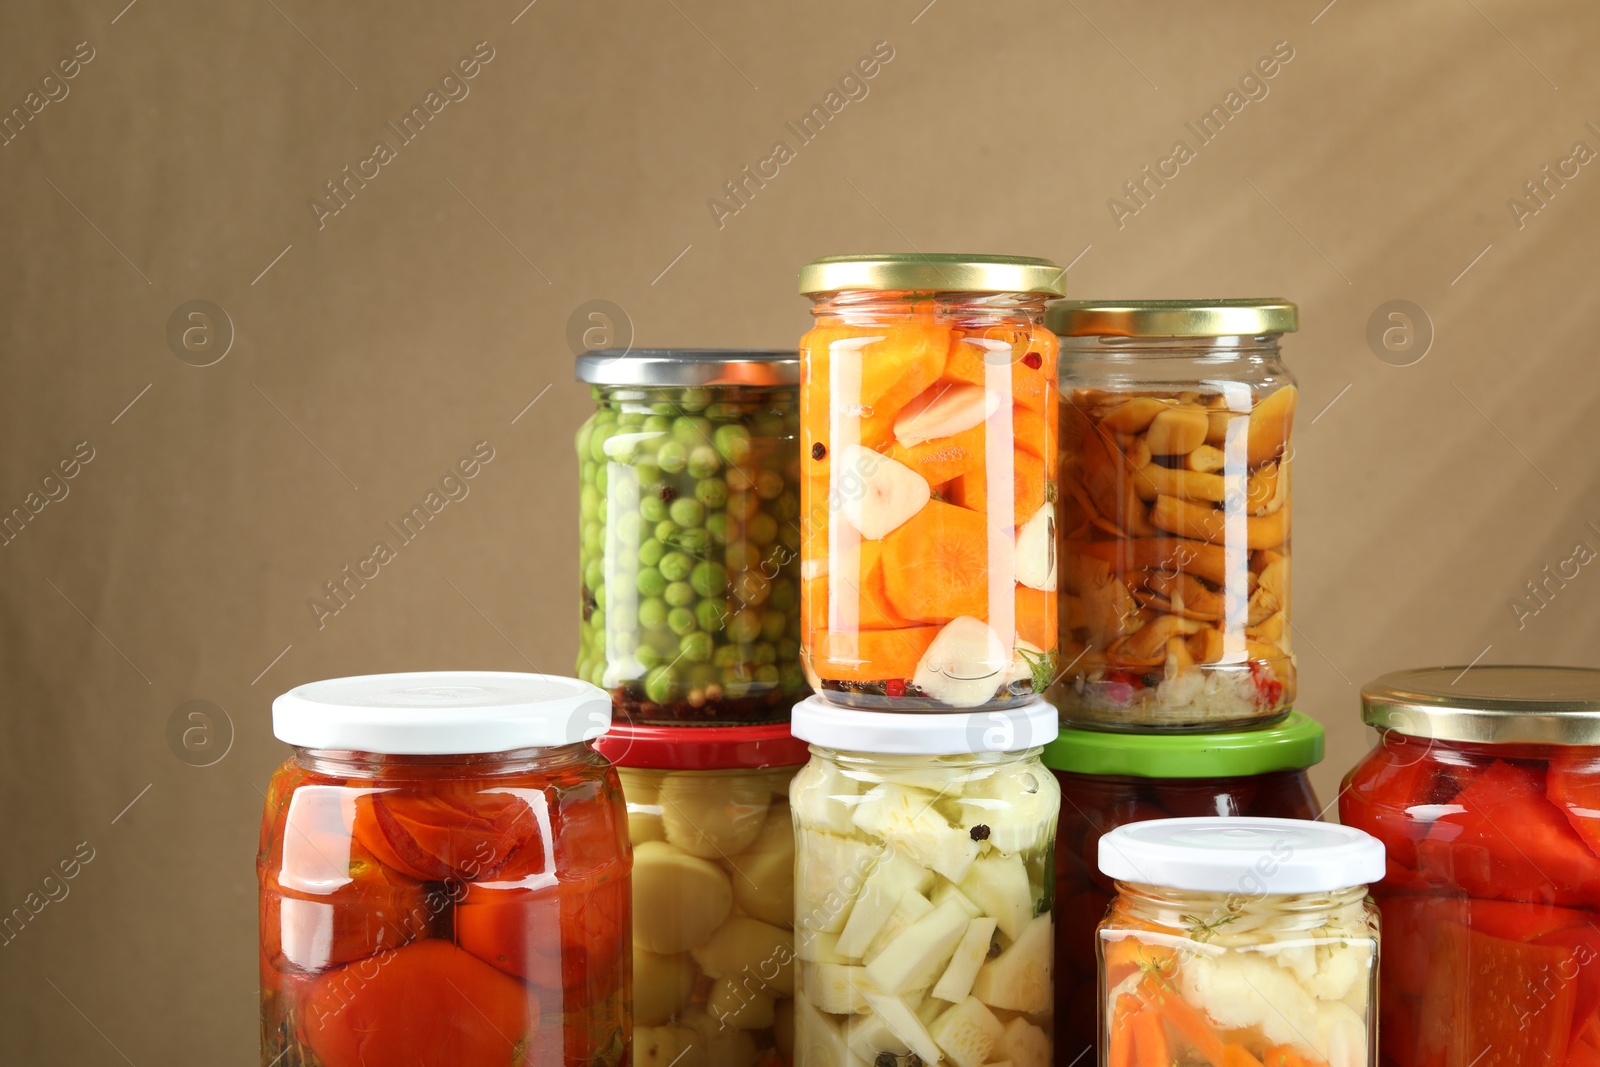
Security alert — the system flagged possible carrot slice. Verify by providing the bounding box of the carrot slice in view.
[879,501,990,623]
[1015,584,1057,652]
[858,324,949,411]
[1262,1045,1327,1067]
[1103,937,1178,988]
[942,327,1053,414]
[1133,1009,1173,1067]
[802,543,913,632]
[886,422,987,485]
[1139,979,1228,1066]
[1013,403,1051,460]
[948,449,1045,528]
[1223,1045,1268,1067]
[1109,993,1142,1067]
[810,625,941,683]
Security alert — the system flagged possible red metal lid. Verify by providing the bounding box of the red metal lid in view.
[593,721,810,771]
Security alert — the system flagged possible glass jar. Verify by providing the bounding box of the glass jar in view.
[1097,818,1382,1067]
[1048,299,1299,730]
[1045,712,1325,1065]
[593,722,809,1067]
[257,672,630,1067]
[575,350,809,724]
[788,695,1060,1067]
[796,254,1067,713]
[1339,666,1600,1067]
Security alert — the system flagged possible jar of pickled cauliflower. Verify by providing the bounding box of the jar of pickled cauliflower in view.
[593,722,808,1067]
[1097,818,1382,1067]
[797,253,1067,712]
[1049,299,1298,730]
[1340,666,1600,1067]
[258,672,629,1067]
[789,695,1060,1067]
[575,349,809,724]
[1046,712,1325,1065]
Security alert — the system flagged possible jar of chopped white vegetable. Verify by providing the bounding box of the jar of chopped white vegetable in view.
[1097,818,1383,1067]
[789,696,1060,1067]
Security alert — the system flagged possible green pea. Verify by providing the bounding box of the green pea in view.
[755,469,785,500]
[727,491,761,520]
[725,542,759,573]
[706,402,743,422]
[746,513,778,546]
[696,598,728,633]
[760,609,786,642]
[583,559,604,591]
[664,581,696,608]
[637,645,664,669]
[777,637,800,663]
[768,578,797,612]
[705,513,730,544]
[650,401,678,416]
[588,426,614,463]
[659,552,693,582]
[713,424,752,465]
[754,664,781,687]
[615,510,642,546]
[646,627,680,654]
[713,643,747,669]
[752,642,777,666]
[582,521,603,557]
[687,445,722,479]
[643,414,672,433]
[679,632,714,663]
[732,571,771,606]
[773,492,800,522]
[610,631,637,656]
[640,494,667,524]
[581,460,597,485]
[610,475,640,508]
[667,607,698,636]
[722,666,754,699]
[679,387,713,413]
[579,483,602,522]
[637,567,667,598]
[595,463,610,492]
[753,412,786,438]
[693,478,726,511]
[727,609,763,644]
[687,663,720,690]
[657,440,688,473]
[575,419,594,459]
[781,662,807,692]
[676,527,711,554]
[635,461,661,486]
[593,584,608,612]
[638,538,666,567]
[691,561,728,598]
[638,596,668,629]
[588,662,608,688]
[655,519,679,544]
[609,603,635,632]
[589,607,607,634]
[618,411,646,428]
[669,497,705,528]
[644,666,681,704]
[673,416,712,447]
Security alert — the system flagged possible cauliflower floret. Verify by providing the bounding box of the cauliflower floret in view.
[1318,1000,1367,1067]
[1180,951,1321,1052]
[1300,940,1371,1003]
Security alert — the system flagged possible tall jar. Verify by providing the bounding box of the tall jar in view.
[1340,666,1600,1067]
[593,722,809,1067]
[789,696,1060,1067]
[1097,818,1383,1067]
[1045,712,1325,1065]
[797,254,1067,712]
[1048,300,1298,730]
[575,350,809,724]
[257,672,630,1067]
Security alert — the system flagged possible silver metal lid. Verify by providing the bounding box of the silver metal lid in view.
[576,349,798,388]
[1362,665,1600,746]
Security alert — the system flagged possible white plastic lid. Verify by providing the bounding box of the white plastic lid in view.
[272,671,611,755]
[1098,817,1385,894]
[790,696,1059,756]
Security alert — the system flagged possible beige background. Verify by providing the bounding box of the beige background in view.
[2,0,1598,1059]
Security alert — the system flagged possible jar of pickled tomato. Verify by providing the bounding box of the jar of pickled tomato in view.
[258,672,629,1067]
[789,695,1060,1067]
[1048,299,1298,730]
[592,722,809,1067]
[1097,818,1382,1067]
[797,254,1067,712]
[1340,665,1600,1067]
[1045,711,1325,1065]
[575,349,808,724]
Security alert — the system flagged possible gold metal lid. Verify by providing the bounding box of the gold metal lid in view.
[798,253,1067,297]
[1362,666,1600,746]
[1047,298,1298,338]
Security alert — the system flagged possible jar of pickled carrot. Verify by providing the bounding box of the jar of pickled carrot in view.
[258,672,629,1067]
[789,695,1060,1067]
[1045,712,1325,1065]
[1048,299,1298,730]
[1340,666,1600,1067]
[797,254,1067,712]
[592,722,808,1067]
[575,349,808,724]
[1097,818,1382,1067]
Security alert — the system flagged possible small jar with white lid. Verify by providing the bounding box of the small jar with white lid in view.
[789,695,1061,1067]
[1096,818,1383,1067]
[258,672,630,1067]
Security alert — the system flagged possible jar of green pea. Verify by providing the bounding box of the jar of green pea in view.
[575,350,808,724]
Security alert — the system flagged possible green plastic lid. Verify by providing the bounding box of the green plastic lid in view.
[1041,712,1324,779]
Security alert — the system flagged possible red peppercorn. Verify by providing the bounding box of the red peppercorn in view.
[1022,351,1043,369]
[885,679,906,697]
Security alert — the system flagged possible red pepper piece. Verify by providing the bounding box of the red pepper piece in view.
[352,786,544,883]
[1549,757,1600,861]
[456,876,629,994]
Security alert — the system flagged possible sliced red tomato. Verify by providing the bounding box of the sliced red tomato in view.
[351,785,545,883]
[456,876,629,996]
[1418,760,1600,907]
[547,773,629,878]
[1535,924,1600,1045]
[1549,757,1600,861]
[301,939,535,1067]
[1339,745,1441,870]
[1379,895,1594,1000]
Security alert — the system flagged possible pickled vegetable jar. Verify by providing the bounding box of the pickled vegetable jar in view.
[575,349,809,724]
[1048,299,1298,729]
[1340,666,1600,1067]
[592,722,808,1067]
[258,672,629,1067]
[789,695,1060,1067]
[1045,712,1324,1064]
[797,253,1067,712]
[1097,818,1382,1067]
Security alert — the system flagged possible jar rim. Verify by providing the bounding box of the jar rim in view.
[1363,665,1600,745]
[798,253,1067,297]
[1098,816,1384,893]
[1047,298,1297,338]
[576,349,798,388]
[1043,711,1323,778]
[791,695,1059,755]
[594,721,809,770]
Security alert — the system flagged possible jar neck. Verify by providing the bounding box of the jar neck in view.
[592,384,792,412]
[1059,334,1282,358]
[812,745,1044,770]
[292,744,595,779]
[1113,880,1368,935]
[808,289,1052,324]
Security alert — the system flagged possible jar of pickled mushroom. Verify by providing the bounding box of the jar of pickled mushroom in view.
[1045,711,1325,1065]
[789,695,1060,1067]
[592,722,808,1067]
[796,254,1067,713]
[258,672,629,1067]
[1097,818,1382,1067]
[575,349,809,724]
[1340,666,1600,1067]
[1048,299,1298,730]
